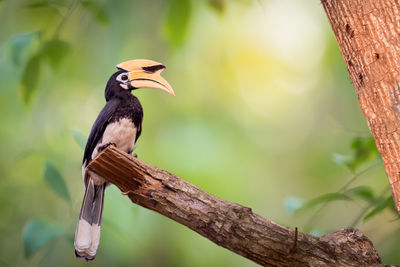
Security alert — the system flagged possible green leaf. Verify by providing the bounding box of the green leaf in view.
[334,136,379,172]
[363,195,396,222]
[10,32,40,66]
[163,0,191,49]
[44,161,70,202]
[207,0,225,14]
[23,220,65,258]
[349,136,378,171]
[40,40,71,69]
[284,196,303,215]
[25,1,50,8]
[25,1,70,9]
[71,128,87,149]
[81,0,109,26]
[20,55,41,106]
[346,186,375,203]
[297,192,351,213]
[332,153,353,166]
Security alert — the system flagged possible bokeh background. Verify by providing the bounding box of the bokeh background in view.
[1,0,399,266]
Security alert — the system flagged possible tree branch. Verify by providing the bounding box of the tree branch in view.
[321,0,400,215]
[87,146,385,266]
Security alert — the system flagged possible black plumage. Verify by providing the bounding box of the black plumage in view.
[83,71,143,168]
[74,59,174,262]
[75,70,143,261]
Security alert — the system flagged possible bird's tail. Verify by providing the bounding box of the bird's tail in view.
[74,178,105,261]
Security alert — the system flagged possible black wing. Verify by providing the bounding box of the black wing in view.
[135,121,142,142]
[135,109,143,142]
[132,95,143,143]
[83,98,120,165]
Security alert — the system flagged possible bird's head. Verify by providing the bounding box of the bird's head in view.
[105,59,174,101]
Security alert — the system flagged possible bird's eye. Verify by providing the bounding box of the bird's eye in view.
[117,73,129,82]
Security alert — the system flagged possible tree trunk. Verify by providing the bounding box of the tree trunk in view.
[321,0,400,215]
[87,146,386,266]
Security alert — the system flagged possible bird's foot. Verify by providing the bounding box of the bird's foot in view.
[133,153,138,158]
[98,142,117,153]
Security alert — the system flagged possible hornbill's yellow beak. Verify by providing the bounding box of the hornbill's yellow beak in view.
[117,59,175,96]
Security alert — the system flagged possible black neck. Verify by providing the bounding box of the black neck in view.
[105,86,134,101]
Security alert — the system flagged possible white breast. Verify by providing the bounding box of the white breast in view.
[91,118,137,160]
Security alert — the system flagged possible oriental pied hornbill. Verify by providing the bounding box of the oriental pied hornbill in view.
[74,59,174,261]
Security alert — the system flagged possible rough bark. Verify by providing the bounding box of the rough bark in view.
[321,0,400,215]
[87,146,385,266]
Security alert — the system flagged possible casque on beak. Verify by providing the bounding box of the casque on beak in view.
[117,59,175,96]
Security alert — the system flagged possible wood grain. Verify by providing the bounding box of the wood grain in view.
[87,146,384,266]
[321,0,400,215]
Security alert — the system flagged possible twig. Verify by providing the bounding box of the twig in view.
[289,227,298,254]
[321,0,400,216]
[305,161,380,229]
[53,0,80,39]
[351,185,391,227]
[86,146,385,267]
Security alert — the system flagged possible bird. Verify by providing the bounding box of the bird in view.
[74,59,174,261]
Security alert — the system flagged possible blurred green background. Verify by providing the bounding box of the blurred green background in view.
[1,0,399,266]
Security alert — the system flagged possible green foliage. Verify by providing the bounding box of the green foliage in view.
[23,220,66,258]
[207,0,225,14]
[364,195,396,222]
[296,172,394,222]
[284,196,303,215]
[81,0,109,26]
[43,161,71,202]
[71,128,87,149]
[24,0,69,9]
[14,36,71,105]
[3,0,400,265]
[40,40,71,69]
[324,136,392,222]
[163,0,191,49]
[318,136,394,223]
[24,1,52,9]
[9,32,40,66]
[296,192,351,213]
[332,152,352,166]
[297,163,396,225]
[10,32,42,106]
[346,186,375,203]
[333,136,379,172]
[350,137,379,170]
[10,31,71,105]
[20,55,41,106]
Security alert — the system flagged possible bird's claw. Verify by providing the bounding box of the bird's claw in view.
[133,153,138,158]
[98,142,117,153]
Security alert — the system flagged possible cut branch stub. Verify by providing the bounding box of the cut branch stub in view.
[86,146,384,266]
